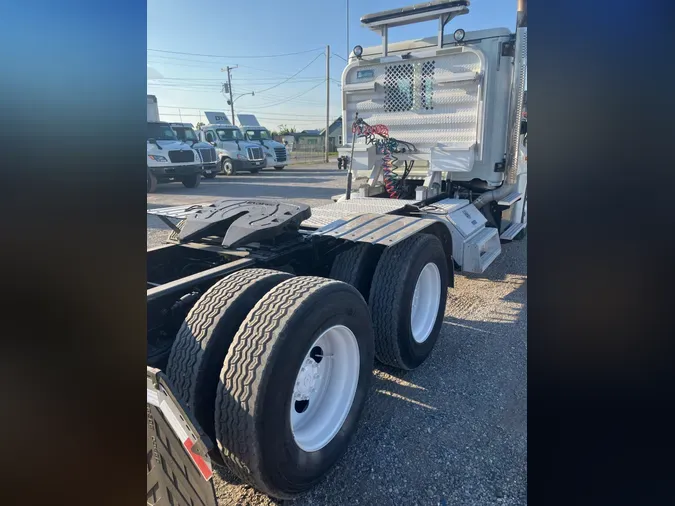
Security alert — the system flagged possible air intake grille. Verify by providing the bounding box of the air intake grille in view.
[168,150,195,163]
[199,148,216,163]
[247,146,264,160]
[273,147,287,162]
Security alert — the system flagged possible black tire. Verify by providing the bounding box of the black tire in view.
[368,233,449,370]
[274,165,284,170]
[182,173,201,188]
[221,157,236,175]
[203,171,217,179]
[215,277,374,499]
[166,269,293,447]
[147,170,158,193]
[329,243,382,301]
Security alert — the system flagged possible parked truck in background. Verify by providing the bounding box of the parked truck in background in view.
[198,112,267,175]
[170,122,218,179]
[237,114,290,170]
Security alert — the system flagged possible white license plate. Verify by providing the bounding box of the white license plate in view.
[205,170,212,174]
[254,162,260,165]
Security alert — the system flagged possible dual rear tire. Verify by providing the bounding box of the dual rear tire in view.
[166,270,374,499]
[164,232,449,498]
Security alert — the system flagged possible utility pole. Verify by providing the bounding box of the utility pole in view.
[325,45,330,163]
[346,0,350,61]
[221,65,238,125]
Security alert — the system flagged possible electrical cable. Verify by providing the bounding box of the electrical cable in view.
[253,53,325,94]
[148,47,324,59]
[350,116,417,199]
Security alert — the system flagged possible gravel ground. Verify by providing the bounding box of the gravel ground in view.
[147,164,527,506]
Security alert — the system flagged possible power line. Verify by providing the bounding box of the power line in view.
[253,53,324,94]
[242,81,327,110]
[333,53,348,62]
[148,47,324,59]
[158,105,328,119]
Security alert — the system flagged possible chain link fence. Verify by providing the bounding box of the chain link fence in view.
[289,147,333,164]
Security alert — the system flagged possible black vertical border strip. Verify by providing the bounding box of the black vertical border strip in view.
[530,1,675,505]
[0,1,146,505]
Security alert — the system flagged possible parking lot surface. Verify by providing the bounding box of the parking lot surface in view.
[147,164,527,506]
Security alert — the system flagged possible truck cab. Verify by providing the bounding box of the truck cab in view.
[147,120,203,193]
[237,114,290,170]
[199,112,267,175]
[170,123,218,178]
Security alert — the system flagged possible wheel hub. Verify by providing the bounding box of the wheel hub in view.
[410,262,442,343]
[293,357,320,401]
[290,325,360,452]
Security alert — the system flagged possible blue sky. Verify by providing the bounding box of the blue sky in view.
[147,0,517,131]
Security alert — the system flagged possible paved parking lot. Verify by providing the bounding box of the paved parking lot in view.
[147,164,527,506]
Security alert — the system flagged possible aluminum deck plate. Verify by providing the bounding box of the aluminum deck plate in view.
[312,213,436,247]
[301,197,421,229]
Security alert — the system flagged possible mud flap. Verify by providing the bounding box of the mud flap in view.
[147,367,217,506]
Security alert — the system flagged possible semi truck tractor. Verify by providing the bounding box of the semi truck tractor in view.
[170,122,219,179]
[237,113,290,170]
[147,0,527,502]
[198,112,267,175]
[146,95,204,192]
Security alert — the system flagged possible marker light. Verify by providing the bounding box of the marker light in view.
[453,29,466,42]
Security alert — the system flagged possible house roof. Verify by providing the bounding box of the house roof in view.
[319,116,342,136]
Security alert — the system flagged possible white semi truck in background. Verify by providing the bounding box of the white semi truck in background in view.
[198,112,267,175]
[146,95,204,193]
[169,122,218,179]
[237,114,290,170]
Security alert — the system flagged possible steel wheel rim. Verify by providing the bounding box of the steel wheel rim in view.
[410,262,441,343]
[290,325,360,452]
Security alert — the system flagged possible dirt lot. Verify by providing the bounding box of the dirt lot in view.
[147,164,527,506]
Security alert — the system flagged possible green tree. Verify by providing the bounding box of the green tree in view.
[195,121,205,130]
[278,124,296,135]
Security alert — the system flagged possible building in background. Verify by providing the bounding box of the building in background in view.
[286,117,343,152]
[321,117,343,152]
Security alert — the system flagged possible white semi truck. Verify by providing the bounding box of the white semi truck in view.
[198,112,267,175]
[237,114,290,170]
[169,122,219,179]
[147,95,204,193]
[147,0,527,502]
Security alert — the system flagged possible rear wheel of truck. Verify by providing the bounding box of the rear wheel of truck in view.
[166,269,293,449]
[221,158,236,176]
[274,165,284,170]
[368,233,449,370]
[147,170,158,193]
[182,173,201,188]
[329,243,382,301]
[215,277,374,499]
